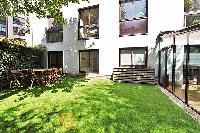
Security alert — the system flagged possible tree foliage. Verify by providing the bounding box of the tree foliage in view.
[185,0,193,12]
[185,0,200,26]
[0,0,88,24]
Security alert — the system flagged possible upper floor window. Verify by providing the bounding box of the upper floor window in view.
[78,5,99,39]
[119,0,147,36]
[46,16,63,43]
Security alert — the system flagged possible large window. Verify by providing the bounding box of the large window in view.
[119,47,148,68]
[78,5,99,39]
[119,0,147,36]
[46,17,63,43]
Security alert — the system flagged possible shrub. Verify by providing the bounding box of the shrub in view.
[0,38,46,87]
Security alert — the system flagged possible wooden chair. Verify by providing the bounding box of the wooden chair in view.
[10,69,24,88]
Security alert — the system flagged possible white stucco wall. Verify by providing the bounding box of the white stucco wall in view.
[25,0,185,75]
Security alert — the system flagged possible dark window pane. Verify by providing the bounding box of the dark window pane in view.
[120,19,147,35]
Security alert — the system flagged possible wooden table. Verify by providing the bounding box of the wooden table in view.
[33,68,55,84]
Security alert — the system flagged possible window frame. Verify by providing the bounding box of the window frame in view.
[119,0,148,36]
[78,5,99,40]
[119,47,148,68]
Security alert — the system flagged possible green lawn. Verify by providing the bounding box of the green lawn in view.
[0,76,200,133]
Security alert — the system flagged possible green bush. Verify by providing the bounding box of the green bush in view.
[0,39,46,87]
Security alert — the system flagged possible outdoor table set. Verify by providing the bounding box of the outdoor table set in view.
[9,68,62,88]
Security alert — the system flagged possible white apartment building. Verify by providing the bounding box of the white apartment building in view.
[26,0,184,76]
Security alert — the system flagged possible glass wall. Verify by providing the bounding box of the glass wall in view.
[159,44,200,113]
[174,45,185,101]
[187,45,200,112]
[160,49,167,88]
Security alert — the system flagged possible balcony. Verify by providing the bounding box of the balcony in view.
[120,18,147,36]
[46,31,63,43]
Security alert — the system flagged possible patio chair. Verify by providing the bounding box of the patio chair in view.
[9,69,24,88]
[21,69,34,88]
[53,68,62,80]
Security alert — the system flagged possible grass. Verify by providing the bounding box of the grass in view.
[0,76,200,133]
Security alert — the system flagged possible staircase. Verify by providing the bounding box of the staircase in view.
[112,67,155,84]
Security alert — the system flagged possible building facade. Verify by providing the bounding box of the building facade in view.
[27,0,184,76]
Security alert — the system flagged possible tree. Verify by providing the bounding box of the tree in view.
[0,0,88,24]
[185,0,193,12]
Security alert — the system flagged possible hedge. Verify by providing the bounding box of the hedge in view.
[0,40,46,87]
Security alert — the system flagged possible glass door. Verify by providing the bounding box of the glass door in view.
[79,50,99,73]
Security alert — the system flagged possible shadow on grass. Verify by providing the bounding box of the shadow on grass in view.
[0,80,200,132]
[0,104,65,133]
[0,75,89,101]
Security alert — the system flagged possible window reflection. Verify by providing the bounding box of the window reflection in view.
[79,5,99,39]
[119,0,147,36]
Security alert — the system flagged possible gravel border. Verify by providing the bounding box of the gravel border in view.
[156,85,200,123]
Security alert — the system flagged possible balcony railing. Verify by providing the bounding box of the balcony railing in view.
[120,18,147,36]
[46,31,63,43]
